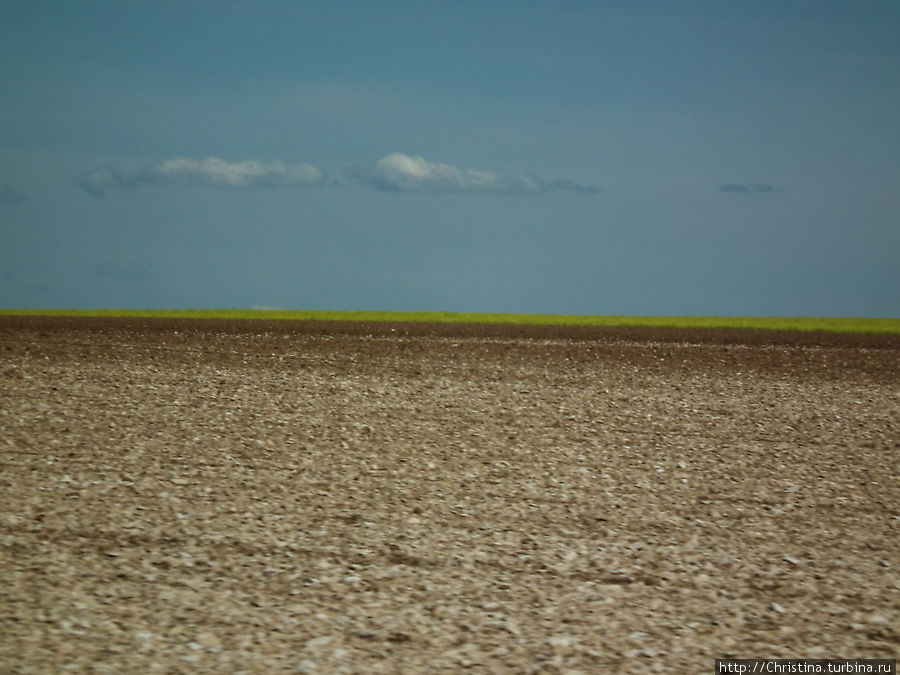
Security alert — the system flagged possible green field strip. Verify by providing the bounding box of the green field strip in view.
[2,309,899,335]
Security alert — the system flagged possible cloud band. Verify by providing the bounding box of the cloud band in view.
[75,153,599,198]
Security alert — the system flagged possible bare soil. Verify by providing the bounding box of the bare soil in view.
[1,317,898,673]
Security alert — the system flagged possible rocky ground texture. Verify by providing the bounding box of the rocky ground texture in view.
[1,317,898,673]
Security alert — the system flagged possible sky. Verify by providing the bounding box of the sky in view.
[1,0,898,317]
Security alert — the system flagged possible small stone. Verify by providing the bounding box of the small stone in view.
[548,634,575,648]
[196,632,221,649]
[305,636,333,650]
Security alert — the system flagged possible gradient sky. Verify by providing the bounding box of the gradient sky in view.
[2,1,898,316]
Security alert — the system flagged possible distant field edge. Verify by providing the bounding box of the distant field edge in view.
[1,310,899,335]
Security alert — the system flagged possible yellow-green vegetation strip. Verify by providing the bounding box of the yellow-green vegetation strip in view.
[1,309,899,334]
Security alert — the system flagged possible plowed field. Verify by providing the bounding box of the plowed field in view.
[1,317,898,673]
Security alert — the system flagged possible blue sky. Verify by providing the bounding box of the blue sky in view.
[1,1,898,316]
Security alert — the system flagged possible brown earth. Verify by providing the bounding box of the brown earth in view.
[1,317,898,673]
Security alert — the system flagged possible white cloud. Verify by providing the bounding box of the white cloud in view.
[348,153,600,195]
[76,157,326,198]
[139,157,325,189]
[74,165,137,199]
